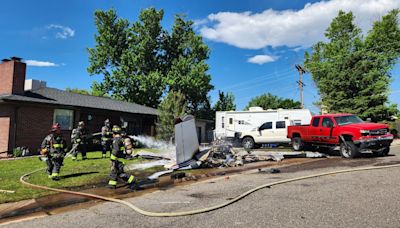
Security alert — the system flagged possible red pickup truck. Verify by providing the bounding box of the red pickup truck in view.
[287,114,393,158]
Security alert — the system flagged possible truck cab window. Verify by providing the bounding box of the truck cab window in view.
[259,122,272,130]
[276,121,286,129]
[312,117,320,127]
[322,118,334,128]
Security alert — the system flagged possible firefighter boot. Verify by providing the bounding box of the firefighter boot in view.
[107,180,117,189]
[127,175,137,190]
[51,173,60,181]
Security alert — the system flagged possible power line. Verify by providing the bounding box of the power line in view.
[217,41,400,97]
[218,68,296,91]
[235,84,298,102]
[232,72,296,94]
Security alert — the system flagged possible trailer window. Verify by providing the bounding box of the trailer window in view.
[222,117,224,129]
[229,118,233,125]
[276,121,286,129]
[259,122,272,130]
[292,120,302,126]
[312,117,320,127]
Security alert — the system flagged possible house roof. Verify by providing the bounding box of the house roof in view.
[0,87,158,116]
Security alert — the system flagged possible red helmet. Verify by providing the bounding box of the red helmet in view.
[51,123,61,133]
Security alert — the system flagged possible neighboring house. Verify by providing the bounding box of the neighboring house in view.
[0,58,157,157]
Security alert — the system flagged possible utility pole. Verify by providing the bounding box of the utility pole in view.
[295,64,306,109]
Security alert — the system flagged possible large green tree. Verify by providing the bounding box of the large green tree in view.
[245,93,301,110]
[87,8,213,114]
[156,90,187,141]
[305,10,400,121]
[214,90,236,111]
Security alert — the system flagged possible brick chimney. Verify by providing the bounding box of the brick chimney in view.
[0,57,26,95]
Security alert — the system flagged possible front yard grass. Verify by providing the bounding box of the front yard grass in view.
[0,151,152,204]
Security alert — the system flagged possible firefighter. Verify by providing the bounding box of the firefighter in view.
[71,121,89,161]
[40,123,67,181]
[108,125,136,189]
[101,119,113,158]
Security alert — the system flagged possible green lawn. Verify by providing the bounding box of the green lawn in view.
[0,151,154,204]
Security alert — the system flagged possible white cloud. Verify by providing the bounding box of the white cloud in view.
[247,55,277,64]
[200,0,400,49]
[46,24,75,39]
[25,60,59,67]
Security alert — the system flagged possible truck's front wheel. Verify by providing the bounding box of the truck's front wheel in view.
[383,146,390,156]
[292,137,304,151]
[339,141,359,158]
[242,137,255,150]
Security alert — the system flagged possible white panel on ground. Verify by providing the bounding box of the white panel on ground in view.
[175,116,199,164]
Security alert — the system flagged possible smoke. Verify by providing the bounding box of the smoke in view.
[130,135,174,150]
[130,135,176,161]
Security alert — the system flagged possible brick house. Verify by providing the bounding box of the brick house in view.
[0,58,158,157]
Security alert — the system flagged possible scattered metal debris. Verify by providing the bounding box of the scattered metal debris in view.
[171,172,186,180]
[139,115,327,181]
[147,170,174,180]
[258,168,281,174]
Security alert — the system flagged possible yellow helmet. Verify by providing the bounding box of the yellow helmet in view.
[112,125,122,134]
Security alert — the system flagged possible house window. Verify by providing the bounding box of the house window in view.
[53,109,74,130]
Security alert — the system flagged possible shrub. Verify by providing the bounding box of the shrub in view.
[13,147,23,157]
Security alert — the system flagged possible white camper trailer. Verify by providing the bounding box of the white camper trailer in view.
[215,107,312,145]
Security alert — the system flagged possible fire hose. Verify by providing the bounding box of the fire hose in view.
[20,163,400,217]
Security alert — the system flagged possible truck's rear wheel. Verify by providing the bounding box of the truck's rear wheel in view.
[339,141,359,158]
[242,137,255,150]
[292,137,303,151]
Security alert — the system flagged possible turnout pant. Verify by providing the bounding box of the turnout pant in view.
[72,143,87,160]
[101,140,112,155]
[46,153,64,178]
[108,160,135,186]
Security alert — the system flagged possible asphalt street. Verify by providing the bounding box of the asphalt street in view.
[4,144,400,228]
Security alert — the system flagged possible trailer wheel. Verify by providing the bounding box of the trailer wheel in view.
[339,141,359,158]
[242,137,255,150]
[292,137,303,151]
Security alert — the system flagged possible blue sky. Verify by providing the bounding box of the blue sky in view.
[1,0,400,113]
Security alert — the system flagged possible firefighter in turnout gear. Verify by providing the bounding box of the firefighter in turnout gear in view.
[101,119,113,158]
[108,125,136,189]
[71,121,89,161]
[40,123,67,181]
